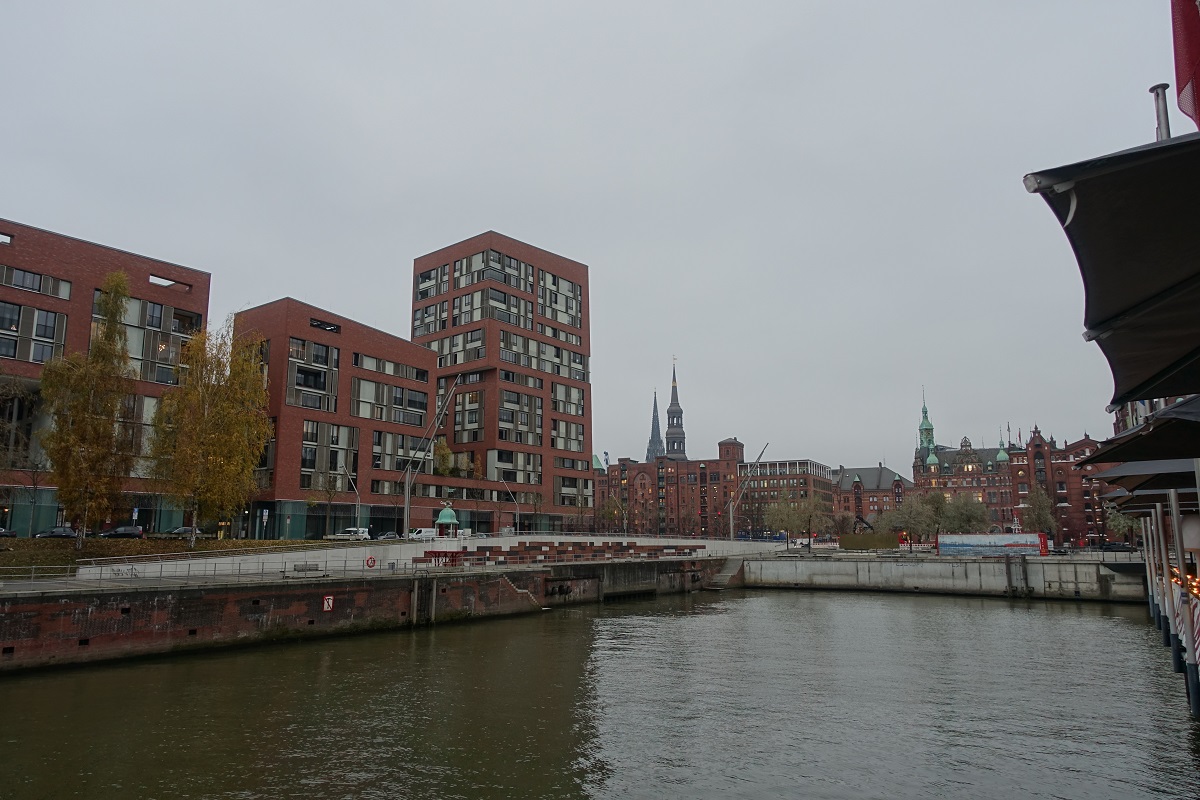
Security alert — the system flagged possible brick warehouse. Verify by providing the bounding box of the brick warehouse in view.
[0,218,211,534]
[598,369,833,537]
[912,399,1113,546]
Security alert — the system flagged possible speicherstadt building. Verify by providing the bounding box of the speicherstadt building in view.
[596,367,833,537]
[911,398,1112,545]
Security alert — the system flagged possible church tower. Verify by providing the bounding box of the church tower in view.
[914,392,939,474]
[665,365,688,460]
[645,391,665,461]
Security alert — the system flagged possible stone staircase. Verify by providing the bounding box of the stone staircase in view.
[703,557,744,591]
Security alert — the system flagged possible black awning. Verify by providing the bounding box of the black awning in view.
[1079,396,1200,464]
[1024,133,1200,408]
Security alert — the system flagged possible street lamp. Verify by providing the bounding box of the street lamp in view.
[501,477,520,534]
[402,375,463,540]
[729,443,769,540]
[342,463,361,529]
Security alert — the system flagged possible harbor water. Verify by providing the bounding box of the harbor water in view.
[0,591,1195,799]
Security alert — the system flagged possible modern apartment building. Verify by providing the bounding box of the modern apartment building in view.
[411,232,594,530]
[0,218,211,533]
[235,297,534,538]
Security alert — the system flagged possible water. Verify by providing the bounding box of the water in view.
[0,591,1196,799]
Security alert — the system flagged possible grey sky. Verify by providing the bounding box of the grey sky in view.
[1,3,1179,474]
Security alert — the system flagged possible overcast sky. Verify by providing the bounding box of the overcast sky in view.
[1,3,1183,475]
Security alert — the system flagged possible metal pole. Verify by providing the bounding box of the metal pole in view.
[1156,503,1178,649]
[501,478,520,534]
[1143,517,1157,622]
[1150,513,1165,630]
[1171,489,1200,715]
[1151,83,1172,142]
[402,374,462,541]
[1168,492,1188,673]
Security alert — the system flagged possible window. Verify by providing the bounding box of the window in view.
[300,392,322,409]
[302,420,319,442]
[289,338,305,359]
[146,303,163,330]
[312,343,329,366]
[407,390,427,411]
[154,363,177,384]
[296,367,326,391]
[34,310,56,339]
[31,342,54,363]
[300,447,317,469]
[0,338,14,359]
[0,302,18,332]
[11,269,39,291]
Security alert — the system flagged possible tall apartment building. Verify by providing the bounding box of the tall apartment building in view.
[411,232,593,531]
[0,218,211,533]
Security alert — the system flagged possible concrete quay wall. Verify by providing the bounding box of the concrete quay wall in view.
[0,558,722,672]
[744,555,1147,602]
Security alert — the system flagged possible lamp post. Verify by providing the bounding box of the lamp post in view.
[343,463,361,529]
[402,375,463,540]
[729,443,769,540]
[501,477,520,534]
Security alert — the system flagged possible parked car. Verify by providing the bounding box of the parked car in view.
[374,531,400,540]
[167,526,203,537]
[1101,541,1135,552]
[35,526,78,538]
[326,527,371,541]
[0,528,15,538]
[99,525,145,539]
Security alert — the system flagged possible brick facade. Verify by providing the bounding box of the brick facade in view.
[0,218,211,533]
[411,232,593,530]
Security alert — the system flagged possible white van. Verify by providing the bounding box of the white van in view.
[326,527,370,541]
[408,528,437,542]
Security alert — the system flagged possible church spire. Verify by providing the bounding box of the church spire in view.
[665,363,687,460]
[645,391,665,461]
[918,391,935,450]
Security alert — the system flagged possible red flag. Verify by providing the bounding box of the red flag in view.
[1173,0,1200,127]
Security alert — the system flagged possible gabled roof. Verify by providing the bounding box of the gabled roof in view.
[831,466,914,491]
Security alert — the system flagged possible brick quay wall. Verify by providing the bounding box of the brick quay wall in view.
[0,558,726,672]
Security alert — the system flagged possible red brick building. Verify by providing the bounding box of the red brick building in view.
[597,438,747,537]
[235,297,538,538]
[831,465,913,525]
[0,218,211,533]
[411,232,593,531]
[1005,427,1111,547]
[911,399,1111,544]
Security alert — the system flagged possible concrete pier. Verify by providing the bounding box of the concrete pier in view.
[742,552,1146,602]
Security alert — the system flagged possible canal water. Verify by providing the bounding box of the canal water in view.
[1,591,1196,799]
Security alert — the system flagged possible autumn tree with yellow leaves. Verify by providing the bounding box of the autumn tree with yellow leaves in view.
[149,319,272,544]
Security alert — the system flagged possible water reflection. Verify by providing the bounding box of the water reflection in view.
[0,592,1196,800]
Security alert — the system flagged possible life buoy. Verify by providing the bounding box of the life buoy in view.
[365,556,376,568]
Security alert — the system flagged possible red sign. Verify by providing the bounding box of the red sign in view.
[322,595,334,612]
